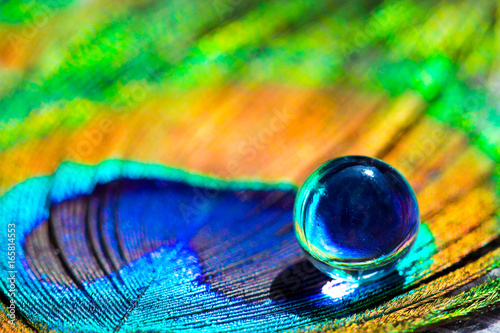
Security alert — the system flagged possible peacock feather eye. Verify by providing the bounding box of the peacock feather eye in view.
[294,156,420,282]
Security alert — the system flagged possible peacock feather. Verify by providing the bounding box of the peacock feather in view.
[0,0,499,332]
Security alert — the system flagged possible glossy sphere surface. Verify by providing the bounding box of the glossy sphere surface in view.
[294,156,420,282]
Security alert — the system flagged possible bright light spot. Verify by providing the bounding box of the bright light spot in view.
[363,169,374,177]
[360,271,378,279]
[321,280,359,299]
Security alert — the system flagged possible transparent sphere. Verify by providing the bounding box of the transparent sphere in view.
[294,156,420,283]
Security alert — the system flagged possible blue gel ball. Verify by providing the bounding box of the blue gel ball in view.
[294,156,420,283]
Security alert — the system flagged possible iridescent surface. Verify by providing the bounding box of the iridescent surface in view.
[0,0,499,332]
[0,161,435,332]
[295,156,420,282]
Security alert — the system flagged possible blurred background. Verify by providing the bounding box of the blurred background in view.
[0,0,499,332]
[0,0,498,168]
